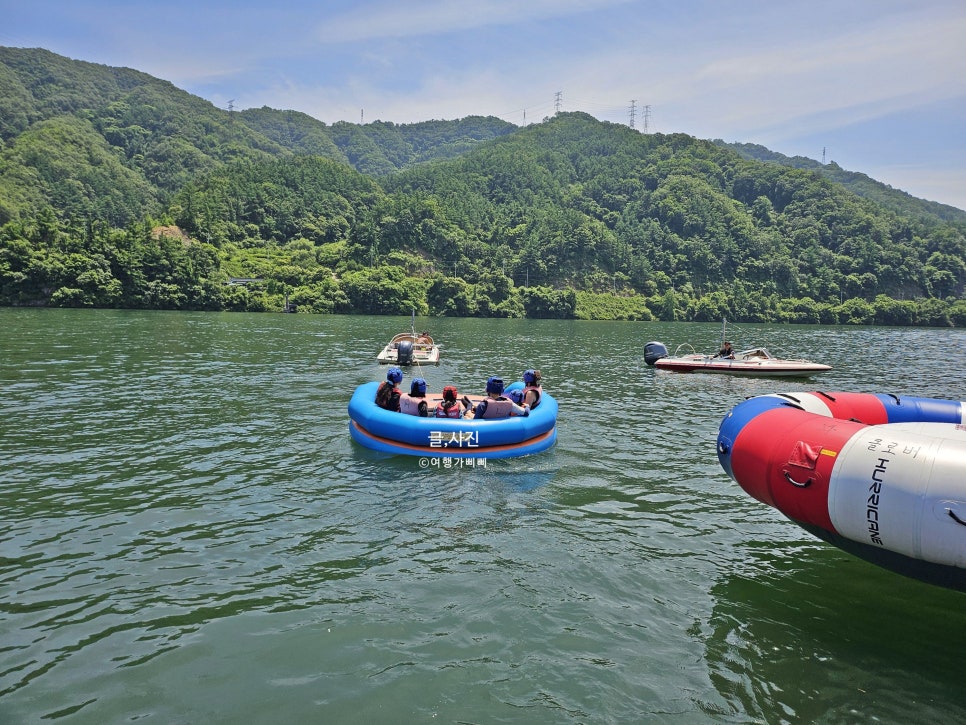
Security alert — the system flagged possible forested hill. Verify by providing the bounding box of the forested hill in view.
[0,47,514,225]
[237,108,517,177]
[716,140,966,226]
[1,47,964,326]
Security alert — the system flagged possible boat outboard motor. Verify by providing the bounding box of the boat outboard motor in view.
[644,341,669,366]
[397,339,414,365]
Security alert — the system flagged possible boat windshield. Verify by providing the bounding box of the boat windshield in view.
[736,348,773,359]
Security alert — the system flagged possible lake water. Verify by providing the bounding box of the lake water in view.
[2,309,965,723]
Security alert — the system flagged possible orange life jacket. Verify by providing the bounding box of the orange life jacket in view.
[435,401,462,418]
[476,397,514,419]
[399,394,428,417]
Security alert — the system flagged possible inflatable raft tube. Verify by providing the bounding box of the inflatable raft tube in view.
[348,381,557,459]
[717,391,966,591]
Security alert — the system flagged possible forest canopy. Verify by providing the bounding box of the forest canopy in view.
[1,47,964,326]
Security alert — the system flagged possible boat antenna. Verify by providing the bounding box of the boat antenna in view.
[722,317,727,348]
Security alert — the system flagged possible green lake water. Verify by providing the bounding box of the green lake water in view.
[2,308,965,723]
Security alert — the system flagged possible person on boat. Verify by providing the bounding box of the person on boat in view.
[715,341,735,359]
[375,366,403,411]
[399,377,430,417]
[522,369,542,409]
[472,376,529,419]
[434,385,467,419]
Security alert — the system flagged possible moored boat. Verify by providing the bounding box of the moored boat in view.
[348,381,557,458]
[717,391,966,591]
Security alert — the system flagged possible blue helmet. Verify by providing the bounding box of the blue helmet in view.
[507,389,524,405]
[486,376,504,395]
[410,377,427,396]
[387,366,403,384]
[523,369,537,385]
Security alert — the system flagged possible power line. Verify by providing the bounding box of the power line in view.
[487,93,653,131]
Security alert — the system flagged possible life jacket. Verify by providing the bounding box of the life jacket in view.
[435,401,462,418]
[523,384,542,408]
[476,397,514,419]
[376,383,401,411]
[399,394,428,417]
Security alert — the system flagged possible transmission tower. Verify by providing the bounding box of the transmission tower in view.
[629,100,637,128]
[554,91,562,114]
[642,104,651,134]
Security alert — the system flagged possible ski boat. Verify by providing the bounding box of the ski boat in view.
[644,318,830,378]
[376,310,441,366]
[717,391,966,591]
[348,381,557,459]
[376,331,440,366]
[644,342,831,377]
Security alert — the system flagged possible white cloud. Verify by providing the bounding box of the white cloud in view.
[314,0,634,43]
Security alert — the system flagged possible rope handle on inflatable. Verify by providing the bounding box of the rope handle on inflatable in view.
[772,393,806,411]
[815,391,836,401]
[886,393,901,405]
[783,470,813,488]
[947,509,966,527]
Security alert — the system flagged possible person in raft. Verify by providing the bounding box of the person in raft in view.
[399,377,430,417]
[435,385,468,419]
[375,366,403,411]
[522,369,542,409]
[472,376,529,419]
[714,341,735,359]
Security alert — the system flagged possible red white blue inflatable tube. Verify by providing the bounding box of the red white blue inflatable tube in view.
[348,381,557,459]
[717,391,966,591]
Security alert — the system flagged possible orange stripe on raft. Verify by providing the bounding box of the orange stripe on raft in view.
[350,420,554,456]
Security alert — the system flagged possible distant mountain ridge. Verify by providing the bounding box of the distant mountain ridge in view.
[716,140,966,224]
[0,46,963,325]
[0,47,516,224]
[2,46,961,225]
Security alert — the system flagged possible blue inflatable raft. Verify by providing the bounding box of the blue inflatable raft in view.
[348,381,557,458]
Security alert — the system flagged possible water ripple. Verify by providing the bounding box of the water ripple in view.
[1,311,965,722]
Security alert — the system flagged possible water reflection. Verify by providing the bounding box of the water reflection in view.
[703,541,966,721]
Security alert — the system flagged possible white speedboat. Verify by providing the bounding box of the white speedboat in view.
[376,331,441,366]
[644,343,831,377]
[644,319,831,378]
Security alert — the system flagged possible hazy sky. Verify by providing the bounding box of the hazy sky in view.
[4,0,965,210]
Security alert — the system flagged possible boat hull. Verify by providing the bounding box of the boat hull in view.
[655,357,830,377]
[717,391,966,590]
[348,381,557,459]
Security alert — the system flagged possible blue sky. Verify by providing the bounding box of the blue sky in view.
[4,0,966,210]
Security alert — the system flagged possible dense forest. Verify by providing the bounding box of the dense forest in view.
[1,47,964,326]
